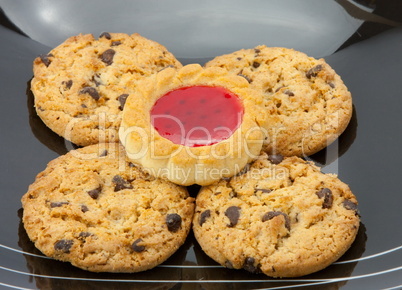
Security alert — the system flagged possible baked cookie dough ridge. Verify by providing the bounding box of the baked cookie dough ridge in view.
[120,64,274,186]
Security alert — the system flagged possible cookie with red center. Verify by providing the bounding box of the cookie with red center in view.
[205,46,353,157]
[151,85,244,147]
[119,64,272,186]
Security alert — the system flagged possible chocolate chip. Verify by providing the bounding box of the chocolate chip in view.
[39,53,53,67]
[166,213,182,232]
[100,49,115,66]
[235,163,250,177]
[91,74,102,87]
[54,239,73,253]
[284,90,294,96]
[87,186,102,199]
[342,199,358,211]
[254,48,261,54]
[329,82,335,88]
[243,257,261,274]
[268,154,284,165]
[81,205,89,213]
[275,86,284,93]
[229,191,237,198]
[199,210,211,226]
[255,188,272,194]
[306,64,323,79]
[50,201,69,208]
[112,175,133,191]
[78,232,92,239]
[118,94,129,110]
[99,32,111,40]
[99,150,108,157]
[79,86,100,100]
[316,188,333,209]
[132,238,145,252]
[225,206,240,227]
[262,211,278,222]
[252,61,260,68]
[262,211,291,231]
[62,80,73,90]
[111,41,122,46]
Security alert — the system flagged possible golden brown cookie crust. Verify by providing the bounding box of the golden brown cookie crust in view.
[119,64,272,186]
[193,153,360,277]
[21,143,195,273]
[205,46,353,157]
[31,33,182,146]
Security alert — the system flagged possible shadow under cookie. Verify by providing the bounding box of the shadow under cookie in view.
[27,78,78,156]
[307,104,358,166]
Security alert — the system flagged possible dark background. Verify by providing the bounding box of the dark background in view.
[1,1,402,289]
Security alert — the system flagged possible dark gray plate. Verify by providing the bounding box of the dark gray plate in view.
[1,1,402,289]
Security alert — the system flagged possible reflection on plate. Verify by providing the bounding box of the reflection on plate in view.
[1,0,400,58]
[16,208,366,289]
[16,210,190,290]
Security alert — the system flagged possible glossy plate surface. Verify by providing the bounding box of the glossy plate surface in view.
[1,1,402,289]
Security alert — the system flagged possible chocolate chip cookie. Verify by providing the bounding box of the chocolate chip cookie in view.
[21,143,195,273]
[205,46,353,157]
[31,33,182,146]
[193,153,360,277]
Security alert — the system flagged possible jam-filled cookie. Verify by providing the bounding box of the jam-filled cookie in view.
[21,143,195,273]
[119,64,272,186]
[193,153,360,278]
[31,33,182,146]
[205,46,353,157]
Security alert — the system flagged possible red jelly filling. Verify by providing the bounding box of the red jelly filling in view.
[151,86,244,147]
